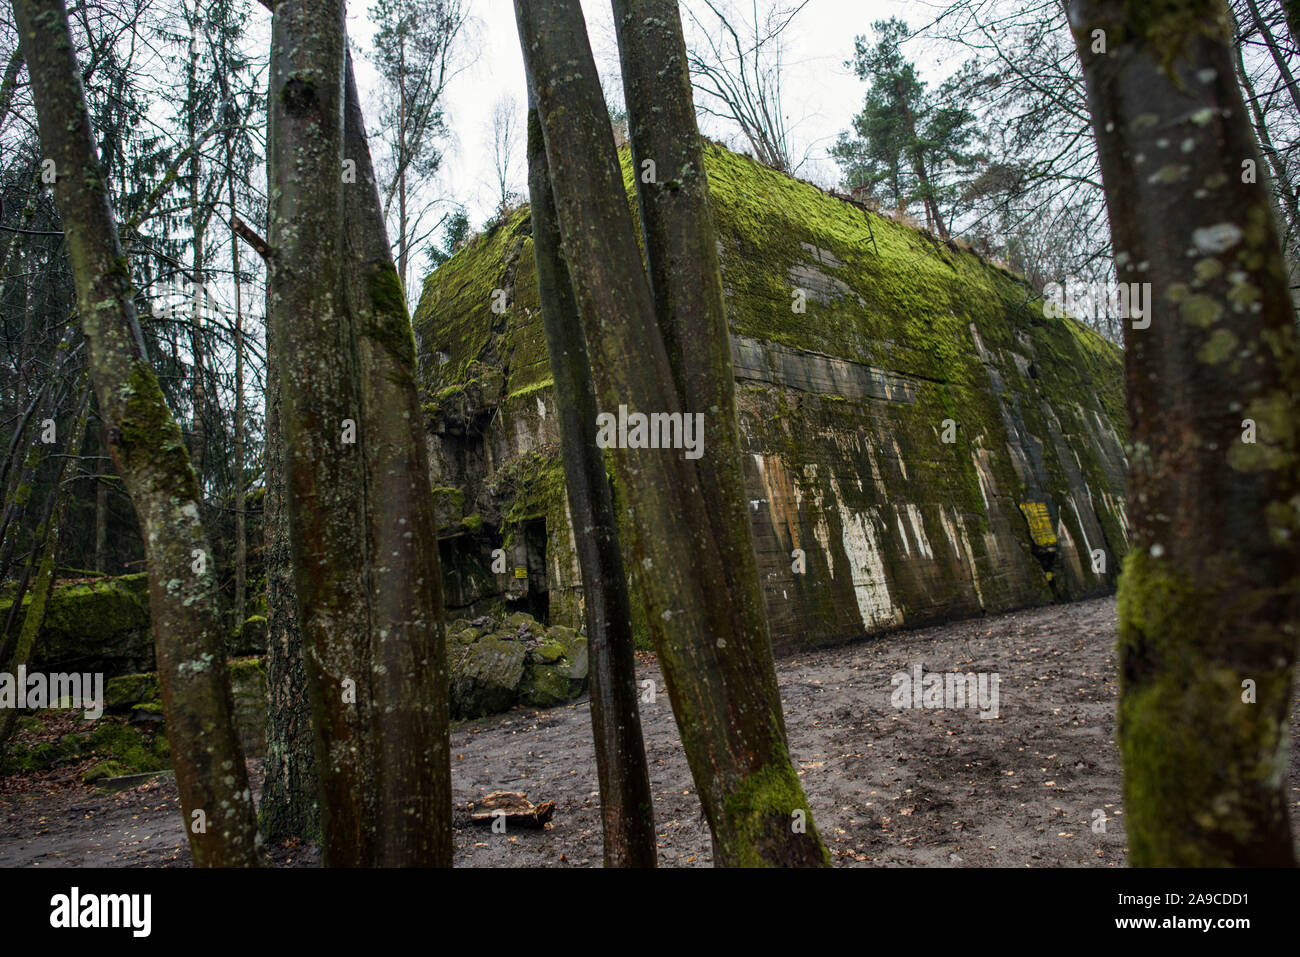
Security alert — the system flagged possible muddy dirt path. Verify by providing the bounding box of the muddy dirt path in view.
[3,596,1297,866]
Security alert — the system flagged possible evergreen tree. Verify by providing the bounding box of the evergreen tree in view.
[833,18,980,238]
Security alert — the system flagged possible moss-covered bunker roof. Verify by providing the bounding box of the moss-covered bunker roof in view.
[412,141,1125,433]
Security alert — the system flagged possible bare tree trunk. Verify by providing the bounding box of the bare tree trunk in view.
[14,0,260,866]
[1071,0,1300,865]
[187,13,207,484]
[340,50,453,867]
[515,0,828,867]
[259,317,319,842]
[94,420,108,573]
[397,34,408,295]
[267,0,374,867]
[229,170,246,636]
[526,87,657,868]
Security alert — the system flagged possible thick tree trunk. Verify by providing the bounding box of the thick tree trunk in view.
[1070,0,1300,865]
[259,318,320,843]
[267,0,374,867]
[339,51,452,867]
[526,90,657,868]
[515,0,828,867]
[14,0,260,866]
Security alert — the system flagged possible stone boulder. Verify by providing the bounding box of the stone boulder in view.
[447,612,588,719]
[103,656,268,758]
[450,635,527,718]
[4,574,153,676]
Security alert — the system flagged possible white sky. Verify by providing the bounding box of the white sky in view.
[345,0,926,231]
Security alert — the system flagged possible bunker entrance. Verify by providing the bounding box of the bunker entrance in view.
[510,517,550,624]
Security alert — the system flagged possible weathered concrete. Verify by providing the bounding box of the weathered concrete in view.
[414,144,1129,652]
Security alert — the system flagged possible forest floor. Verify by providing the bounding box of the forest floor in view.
[2,595,1298,867]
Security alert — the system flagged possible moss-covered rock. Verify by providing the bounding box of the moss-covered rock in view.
[450,635,527,718]
[503,611,547,639]
[233,615,268,657]
[104,672,160,713]
[1,574,152,676]
[520,662,576,708]
[103,658,267,757]
[228,657,268,759]
[446,612,588,717]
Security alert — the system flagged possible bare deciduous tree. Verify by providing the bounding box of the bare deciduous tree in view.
[369,0,470,297]
[681,0,809,173]
[15,0,261,867]
[489,93,521,217]
[516,0,828,868]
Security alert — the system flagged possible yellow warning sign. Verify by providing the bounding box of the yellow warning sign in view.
[1019,502,1058,547]
[514,566,528,579]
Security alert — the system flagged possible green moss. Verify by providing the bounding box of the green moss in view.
[521,665,571,707]
[362,264,419,377]
[415,138,1128,643]
[105,671,161,712]
[119,363,200,502]
[487,448,566,529]
[1116,548,1292,864]
[721,754,831,867]
[82,761,133,783]
[0,574,151,674]
[227,656,265,683]
[412,207,533,396]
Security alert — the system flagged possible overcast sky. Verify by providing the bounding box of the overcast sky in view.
[346,0,935,231]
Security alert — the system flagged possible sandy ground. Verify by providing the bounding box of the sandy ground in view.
[2,595,1297,867]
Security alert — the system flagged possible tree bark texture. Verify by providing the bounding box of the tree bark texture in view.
[515,0,828,867]
[526,88,657,868]
[1071,0,1300,865]
[267,0,374,866]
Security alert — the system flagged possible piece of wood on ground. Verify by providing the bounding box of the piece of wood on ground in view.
[469,790,555,828]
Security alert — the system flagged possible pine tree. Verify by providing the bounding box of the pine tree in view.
[833,18,980,238]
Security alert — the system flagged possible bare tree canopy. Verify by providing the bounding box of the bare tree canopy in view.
[681,0,810,173]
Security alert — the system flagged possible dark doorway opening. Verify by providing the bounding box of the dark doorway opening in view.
[519,517,549,623]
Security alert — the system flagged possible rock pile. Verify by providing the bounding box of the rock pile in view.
[447,612,588,719]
